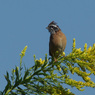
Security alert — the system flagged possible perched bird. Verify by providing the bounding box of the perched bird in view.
[46,21,67,59]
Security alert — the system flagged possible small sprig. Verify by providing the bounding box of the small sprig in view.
[20,45,28,57]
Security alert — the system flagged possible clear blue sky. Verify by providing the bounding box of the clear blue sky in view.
[0,0,95,95]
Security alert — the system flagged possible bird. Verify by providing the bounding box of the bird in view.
[46,21,67,59]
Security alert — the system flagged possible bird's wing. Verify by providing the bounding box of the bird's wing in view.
[49,49,52,56]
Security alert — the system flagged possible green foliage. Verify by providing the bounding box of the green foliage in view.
[1,39,95,95]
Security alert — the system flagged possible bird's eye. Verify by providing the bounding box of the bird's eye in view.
[50,26,54,28]
[49,25,59,32]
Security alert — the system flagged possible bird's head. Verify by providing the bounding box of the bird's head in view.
[46,21,60,34]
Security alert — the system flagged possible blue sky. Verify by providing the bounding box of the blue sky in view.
[0,0,95,95]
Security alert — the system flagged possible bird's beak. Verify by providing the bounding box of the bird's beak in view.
[46,27,48,29]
